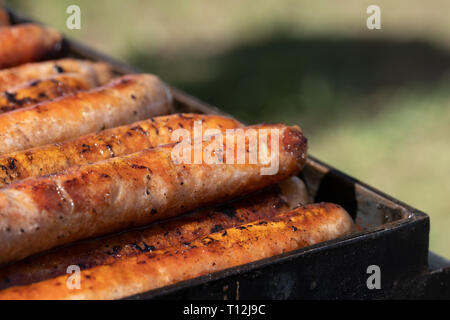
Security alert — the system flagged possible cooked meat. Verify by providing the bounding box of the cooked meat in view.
[0,74,173,154]
[0,24,63,69]
[0,8,9,26]
[0,59,113,92]
[0,113,242,186]
[0,203,352,300]
[0,179,307,289]
[0,123,307,264]
[0,73,99,114]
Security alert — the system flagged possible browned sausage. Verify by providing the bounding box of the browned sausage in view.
[0,8,9,26]
[279,175,309,206]
[0,113,242,186]
[0,73,99,114]
[0,203,352,300]
[0,24,63,69]
[0,123,307,265]
[0,73,173,154]
[0,58,113,92]
[0,179,307,289]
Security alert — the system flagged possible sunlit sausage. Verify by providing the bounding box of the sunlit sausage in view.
[0,24,63,69]
[0,179,306,289]
[0,203,352,300]
[0,8,10,26]
[0,73,173,154]
[0,123,307,265]
[0,113,242,186]
[0,73,99,114]
[0,58,113,92]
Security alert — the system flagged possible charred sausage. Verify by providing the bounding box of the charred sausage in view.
[0,179,307,289]
[0,24,63,69]
[0,73,99,114]
[0,203,352,300]
[0,8,9,26]
[0,58,113,92]
[0,73,173,154]
[0,123,307,264]
[0,113,242,186]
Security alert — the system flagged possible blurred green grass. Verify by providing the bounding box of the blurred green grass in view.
[6,0,450,256]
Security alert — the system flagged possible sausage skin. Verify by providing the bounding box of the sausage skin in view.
[0,180,305,289]
[0,124,307,264]
[0,8,9,26]
[279,175,309,207]
[0,74,173,154]
[0,203,352,300]
[0,73,99,114]
[0,113,242,186]
[0,24,63,69]
[0,58,113,92]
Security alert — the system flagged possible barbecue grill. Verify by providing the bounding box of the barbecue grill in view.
[5,7,450,300]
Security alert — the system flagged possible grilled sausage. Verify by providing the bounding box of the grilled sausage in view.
[0,123,307,265]
[0,179,308,289]
[0,203,352,300]
[0,73,99,114]
[279,175,309,207]
[0,74,173,154]
[0,113,242,186]
[0,8,9,26]
[0,24,63,69]
[0,58,113,92]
